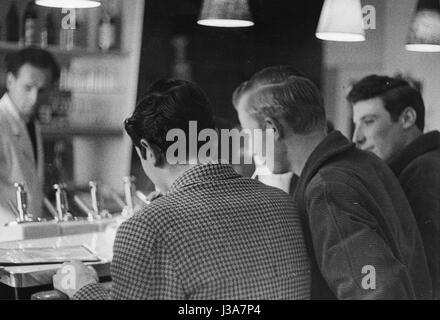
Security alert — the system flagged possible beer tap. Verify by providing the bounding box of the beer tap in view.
[15,183,28,222]
[89,181,111,219]
[53,184,73,222]
[122,176,136,217]
[6,183,39,225]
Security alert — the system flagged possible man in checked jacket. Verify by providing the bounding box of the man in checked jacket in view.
[52,79,311,300]
[233,67,432,299]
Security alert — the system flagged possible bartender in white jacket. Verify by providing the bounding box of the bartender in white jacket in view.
[0,48,60,226]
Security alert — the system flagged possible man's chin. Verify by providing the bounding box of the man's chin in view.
[362,147,383,158]
[20,111,36,121]
[361,147,374,154]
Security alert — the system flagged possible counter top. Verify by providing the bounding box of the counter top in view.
[0,231,116,288]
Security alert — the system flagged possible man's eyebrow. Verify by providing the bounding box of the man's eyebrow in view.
[359,114,378,121]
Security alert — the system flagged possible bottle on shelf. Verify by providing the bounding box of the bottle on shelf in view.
[41,11,57,48]
[23,0,39,46]
[98,8,117,51]
[6,2,20,42]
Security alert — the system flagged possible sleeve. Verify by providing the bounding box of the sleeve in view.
[72,283,110,300]
[400,166,440,298]
[73,215,185,300]
[306,179,416,300]
[0,132,16,225]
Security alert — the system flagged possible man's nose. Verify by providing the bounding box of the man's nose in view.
[30,89,39,105]
[352,126,366,146]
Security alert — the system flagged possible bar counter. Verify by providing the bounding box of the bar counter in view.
[0,228,116,299]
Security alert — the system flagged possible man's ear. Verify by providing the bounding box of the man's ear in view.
[6,72,15,91]
[264,117,284,141]
[140,139,163,166]
[400,107,417,129]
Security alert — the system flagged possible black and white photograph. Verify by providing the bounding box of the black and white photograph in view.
[0,0,440,307]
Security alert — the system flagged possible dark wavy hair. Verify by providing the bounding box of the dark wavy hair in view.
[347,75,425,131]
[5,47,60,84]
[124,79,216,156]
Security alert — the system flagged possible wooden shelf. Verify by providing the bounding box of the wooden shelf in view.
[0,41,128,58]
[41,124,124,138]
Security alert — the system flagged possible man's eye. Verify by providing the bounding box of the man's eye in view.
[364,119,374,125]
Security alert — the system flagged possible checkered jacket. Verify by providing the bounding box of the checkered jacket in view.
[73,164,311,300]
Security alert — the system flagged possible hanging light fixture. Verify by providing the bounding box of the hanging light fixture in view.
[406,0,440,52]
[35,0,101,9]
[316,0,365,42]
[197,0,254,28]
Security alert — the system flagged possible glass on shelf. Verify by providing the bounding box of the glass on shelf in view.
[98,0,121,52]
[59,66,120,94]
[23,0,39,47]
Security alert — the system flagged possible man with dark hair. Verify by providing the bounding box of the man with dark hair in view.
[348,74,440,299]
[234,68,432,299]
[0,47,60,224]
[53,79,311,300]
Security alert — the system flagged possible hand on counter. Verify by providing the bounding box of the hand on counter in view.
[53,260,99,299]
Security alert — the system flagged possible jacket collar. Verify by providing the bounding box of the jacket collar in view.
[169,163,240,193]
[0,93,24,136]
[388,131,440,176]
[294,131,355,213]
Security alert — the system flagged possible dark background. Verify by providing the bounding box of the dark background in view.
[131,0,324,190]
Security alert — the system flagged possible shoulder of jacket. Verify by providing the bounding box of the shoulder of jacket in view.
[124,194,178,227]
[400,151,440,182]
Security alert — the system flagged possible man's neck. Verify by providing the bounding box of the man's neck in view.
[404,128,423,148]
[24,115,34,124]
[157,163,199,193]
[286,130,326,176]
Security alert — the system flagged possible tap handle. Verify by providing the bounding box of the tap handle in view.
[89,181,101,215]
[14,183,28,222]
[123,176,136,214]
[61,187,70,213]
[54,184,63,220]
[54,184,70,221]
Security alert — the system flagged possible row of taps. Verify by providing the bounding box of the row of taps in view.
[7,177,150,226]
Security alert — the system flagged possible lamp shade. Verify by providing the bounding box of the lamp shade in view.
[36,0,101,9]
[316,0,365,42]
[197,0,254,27]
[406,0,440,52]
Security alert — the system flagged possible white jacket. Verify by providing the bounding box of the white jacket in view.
[0,93,44,226]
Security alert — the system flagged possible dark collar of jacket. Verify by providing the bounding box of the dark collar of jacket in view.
[294,131,355,214]
[387,131,440,176]
[169,163,240,193]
